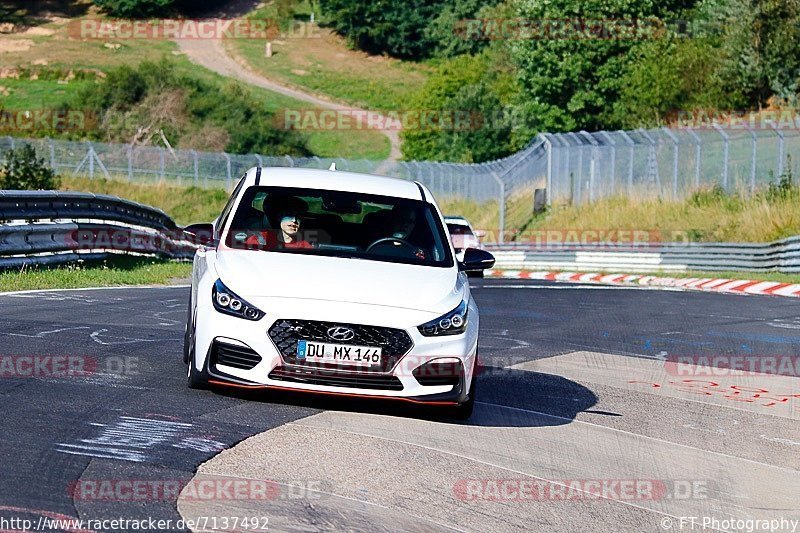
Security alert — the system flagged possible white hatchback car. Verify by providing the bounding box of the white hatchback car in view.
[444,216,485,277]
[182,167,495,418]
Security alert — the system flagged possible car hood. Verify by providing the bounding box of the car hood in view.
[215,250,463,313]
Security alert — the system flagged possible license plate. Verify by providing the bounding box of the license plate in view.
[296,340,382,366]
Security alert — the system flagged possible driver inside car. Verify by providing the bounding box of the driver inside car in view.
[244,201,314,250]
[379,206,427,260]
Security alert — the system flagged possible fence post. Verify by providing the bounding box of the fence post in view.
[662,127,680,198]
[159,148,166,181]
[285,155,294,167]
[744,125,757,193]
[713,124,729,191]
[687,128,702,188]
[192,150,199,185]
[127,145,133,181]
[638,129,661,193]
[87,142,95,179]
[542,134,553,206]
[46,137,56,171]
[580,131,599,202]
[491,171,505,244]
[254,154,263,168]
[770,123,785,179]
[599,131,616,195]
[618,130,635,194]
[224,152,232,189]
[567,133,584,204]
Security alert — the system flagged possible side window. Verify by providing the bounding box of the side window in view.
[214,175,247,237]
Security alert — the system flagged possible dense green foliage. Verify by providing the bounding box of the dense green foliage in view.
[392,0,800,161]
[91,0,230,17]
[0,145,61,190]
[75,60,310,156]
[92,0,174,17]
[319,0,501,59]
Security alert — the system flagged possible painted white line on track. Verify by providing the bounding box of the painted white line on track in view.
[472,402,799,473]
[285,417,711,529]
[0,284,189,297]
[474,284,685,291]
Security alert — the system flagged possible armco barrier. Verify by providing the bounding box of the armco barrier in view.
[0,190,194,270]
[485,235,800,274]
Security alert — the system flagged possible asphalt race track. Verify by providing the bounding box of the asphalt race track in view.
[1,279,799,532]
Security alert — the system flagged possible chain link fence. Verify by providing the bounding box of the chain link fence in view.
[2,125,798,243]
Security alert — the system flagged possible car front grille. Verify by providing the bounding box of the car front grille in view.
[210,341,262,370]
[269,367,404,390]
[268,319,413,372]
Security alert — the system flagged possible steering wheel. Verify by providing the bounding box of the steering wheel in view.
[366,237,419,255]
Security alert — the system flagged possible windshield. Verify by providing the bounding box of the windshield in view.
[224,186,453,267]
[446,223,475,236]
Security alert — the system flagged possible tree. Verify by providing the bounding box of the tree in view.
[1,145,61,190]
[424,0,505,58]
[319,0,446,58]
[92,0,174,18]
[611,37,738,128]
[509,0,683,132]
[698,0,800,106]
[401,52,522,162]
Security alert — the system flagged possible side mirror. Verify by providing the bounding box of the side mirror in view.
[182,223,215,246]
[459,248,495,271]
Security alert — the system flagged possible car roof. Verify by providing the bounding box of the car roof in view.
[444,216,471,225]
[240,167,424,200]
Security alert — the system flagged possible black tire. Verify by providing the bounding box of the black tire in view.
[185,306,206,390]
[183,312,192,364]
[187,346,207,389]
[447,371,476,420]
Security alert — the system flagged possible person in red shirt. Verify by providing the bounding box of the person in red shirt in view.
[244,208,313,250]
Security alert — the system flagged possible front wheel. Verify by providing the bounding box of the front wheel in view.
[185,311,206,389]
[446,371,476,420]
[187,346,207,390]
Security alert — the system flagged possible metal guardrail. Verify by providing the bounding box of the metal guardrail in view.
[4,124,799,244]
[0,191,194,270]
[3,190,797,275]
[485,236,800,274]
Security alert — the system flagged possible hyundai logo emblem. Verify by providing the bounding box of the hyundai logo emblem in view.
[327,326,355,342]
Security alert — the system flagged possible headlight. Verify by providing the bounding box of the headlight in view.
[212,279,264,321]
[418,299,468,336]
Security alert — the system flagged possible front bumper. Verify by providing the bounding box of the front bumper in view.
[193,296,479,405]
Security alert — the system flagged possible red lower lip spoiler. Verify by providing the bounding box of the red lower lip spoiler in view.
[207,379,458,405]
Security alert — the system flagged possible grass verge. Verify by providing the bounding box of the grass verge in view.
[61,176,229,225]
[536,188,800,243]
[0,256,191,292]
[663,270,800,284]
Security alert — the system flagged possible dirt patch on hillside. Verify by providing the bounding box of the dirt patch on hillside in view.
[0,38,34,53]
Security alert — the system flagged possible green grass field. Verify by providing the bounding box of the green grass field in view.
[0,256,191,292]
[0,6,390,160]
[61,176,229,225]
[226,4,430,112]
